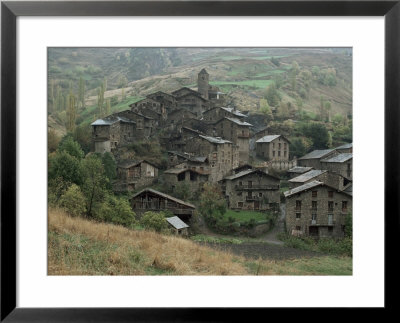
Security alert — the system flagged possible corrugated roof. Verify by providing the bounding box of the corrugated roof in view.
[199,135,232,144]
[298,149,335,160]
[289,170,327,183]
[287,166,313,173]
[284,181,324,198]
[256,135,281,143]
[131,188,196,209]
[166,216,189,230]
[321,153,353,163]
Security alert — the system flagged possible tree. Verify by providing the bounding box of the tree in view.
[59,184,87,217]
[173,182,191,201]
[101,152,117,183]
[139,211,168,232]
[260,99,273,122]
[48,151,83,185]
[199,183,226,226]
[48,129,60,153]
[98,195,136,227]
[78,77,85,109]
[306,123,330,149]
[277,101,289,119]
[106,98,111,115]
[264,82,280,107]
[66,89,77,132]
[97,81,105,117]
[58,135,84,159]
[289,138,307,159]
[81,154,108,217]
[344,212,352,238]
[270,56,280,66]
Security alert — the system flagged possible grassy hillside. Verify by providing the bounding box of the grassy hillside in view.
[48,208,352,275]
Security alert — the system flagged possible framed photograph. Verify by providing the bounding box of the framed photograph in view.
[2,0,398,320]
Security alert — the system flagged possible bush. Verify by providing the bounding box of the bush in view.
[97,195,136,227]
[59,184,87,217]
[140,211,168,232]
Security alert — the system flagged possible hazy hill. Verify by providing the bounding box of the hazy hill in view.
[48,47,352,133]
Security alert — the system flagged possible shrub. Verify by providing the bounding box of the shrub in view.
[140,211,168,232]
[97,195,136,227]
[59,184,87,217]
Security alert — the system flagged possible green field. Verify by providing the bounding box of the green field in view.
[210,79,273,90]
[221,209,270,223]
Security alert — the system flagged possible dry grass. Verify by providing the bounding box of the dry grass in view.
[48,208,248,275]
[48,208,352,276]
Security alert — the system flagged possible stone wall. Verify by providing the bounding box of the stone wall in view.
[285,185,352,238]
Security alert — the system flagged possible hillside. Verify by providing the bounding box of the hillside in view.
[48,208,352,275]
[48,47,352,134]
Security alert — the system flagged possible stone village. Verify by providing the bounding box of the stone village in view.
[91,69,353,238]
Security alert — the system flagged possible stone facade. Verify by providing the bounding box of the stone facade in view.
[91,116,136,153]
[256,135,290,161]
[284,181,352,238]
[320,153,353,180]
[197,68,209,99]
[221,169,280,211]
[163,167,209,193]
[166,108,197,131]
[174,91,209,117]
[214,117,252,165]
[146,91,177,112]
[114,160,158,192]
[184,135,239,182]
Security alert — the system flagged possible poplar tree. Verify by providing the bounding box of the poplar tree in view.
[66,89,77,132]
[78,77,85,109]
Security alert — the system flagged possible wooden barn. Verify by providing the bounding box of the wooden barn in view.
[130,188,195,222]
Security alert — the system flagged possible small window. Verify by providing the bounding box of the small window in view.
[342,201,348,211]
[296,200,302,210]
[328,191,334,198]
[312,201,317,209]
[295,226,301,231]
[238,202,243,208]
[237,192,242,197]
[312,191,317,198]
[296,213,301,219]
[259,192,262,197]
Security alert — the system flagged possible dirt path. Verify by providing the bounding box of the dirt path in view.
[259,203,286,245]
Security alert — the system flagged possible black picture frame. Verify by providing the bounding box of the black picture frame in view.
[1,1,398,321]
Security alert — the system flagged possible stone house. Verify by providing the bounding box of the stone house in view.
[197,68,226,106]
[203,106,247,123]
[166,108,197,130]
[113,110,156,139]
[214,117,253,165]
[320,153,353,180]
[284,180,352,238]
[130,98,166,125]
[289,169,351,191]
[182,118,214,136]
[172,87,209,117]
[166,216,189,236]
[287,166,313,179]
[253,127,269,141]
[297,149,338,169]
[231,164,254,174]
[335,142,352,153]
[91,116,136,153]
[163,166,209,193]
[113,160,158,191]
[221,169,280,211]
[184,134,239,182]
[256,135,290,161]
[130,188,195,222]
[146,91,177,112]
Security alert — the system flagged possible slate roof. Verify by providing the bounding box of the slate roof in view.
[199,68,209,75]
[166,216,189,230]
[224,169,279,181]
[336,143,352,150]
[131,188,195,209]
[343,184,353,196]
[321,153,353,163]
[298,149,336,160]
[220,107,247,118]
[289,170,327,183]
[91,116,136,126]
[199,135,232,144]
[284,181,324,198]
[256,135,281,143]
[223,117,253,127]
[287,166,313,174]
[118,160,158,169]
